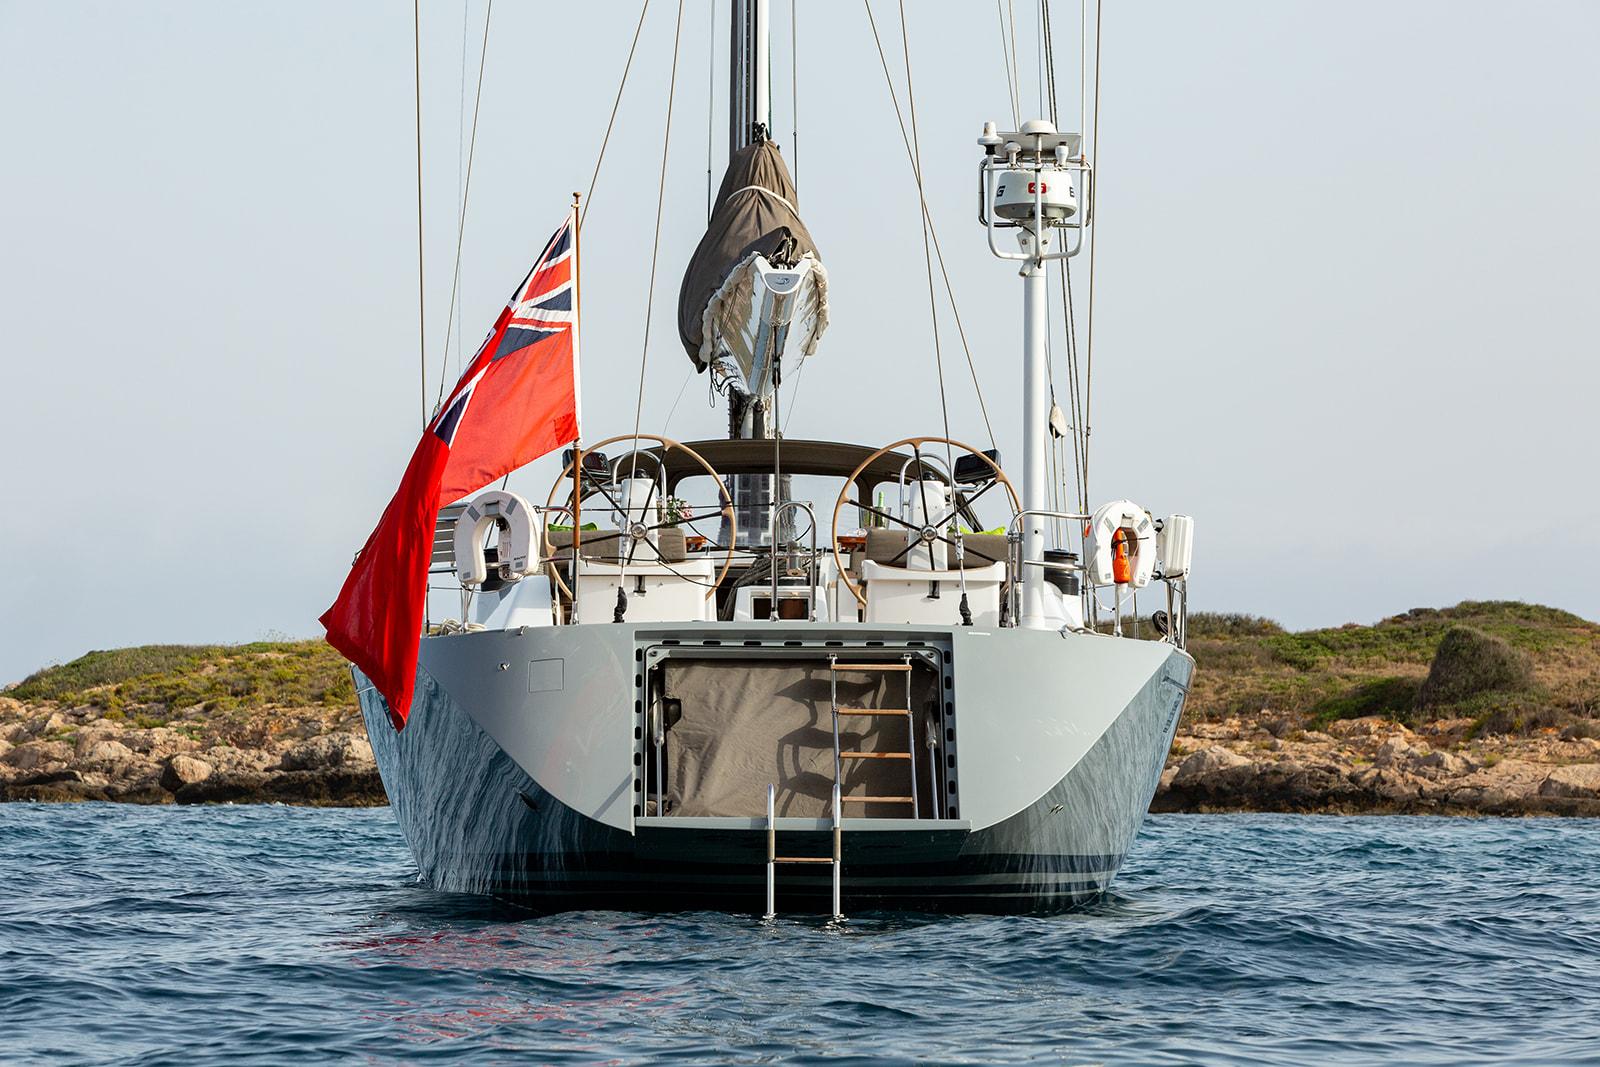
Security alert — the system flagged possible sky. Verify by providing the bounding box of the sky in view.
[2,0,1597,684]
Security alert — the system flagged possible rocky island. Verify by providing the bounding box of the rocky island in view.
[3,601,1597,813]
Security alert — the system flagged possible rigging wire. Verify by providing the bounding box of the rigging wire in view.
[705,0,715,221]
[627,0,685,481]
[582,0,653,227]
[892,0,954,469]
[412,0,427,426]
[791,0,799,192]
[1007,0,1023,125]
[613,0,684,607]
[435,0,494,405]
[1083,0,1103,506]
[455,0,469,380]
[995,0,1020,127]
[1042,0,1089,513]
[862,1,997,453]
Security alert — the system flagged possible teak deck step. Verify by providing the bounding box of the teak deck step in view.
[829,662,912,672]
[838,795,915,804]
[840,751,910,759]
[774,856,836,865]
[836,707,909,717]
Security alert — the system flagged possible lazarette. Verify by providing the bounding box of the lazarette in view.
[351,1,1195,916]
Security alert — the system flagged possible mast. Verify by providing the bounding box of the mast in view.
[729,0,770,153]
[977,119,1089,628]
[726,0,777,547]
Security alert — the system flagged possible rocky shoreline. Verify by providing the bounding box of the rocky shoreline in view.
[6,694,1600,815]
[0,697,384,806]
[1157,714,1600,817]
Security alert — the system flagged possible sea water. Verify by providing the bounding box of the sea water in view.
[1,805,1596,1066]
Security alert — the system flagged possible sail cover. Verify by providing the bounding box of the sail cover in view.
[677,140,828,386]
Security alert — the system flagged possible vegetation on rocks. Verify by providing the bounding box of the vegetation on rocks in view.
[1166,601,1600,814]
[1184,601,1598,737]
[2,642,374,805]
[10,641,355,715]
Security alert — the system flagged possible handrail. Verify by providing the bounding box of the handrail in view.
[1005,508,1091,630]
[1003,507,1189,646]
[769,499,819,621]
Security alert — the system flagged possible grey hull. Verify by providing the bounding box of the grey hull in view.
[358,623,1191,914]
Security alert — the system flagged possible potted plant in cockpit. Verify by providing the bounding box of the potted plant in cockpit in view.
[661,497,694,527]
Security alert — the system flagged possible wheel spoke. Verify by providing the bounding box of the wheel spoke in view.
[885,537,917,566]
[843,498,919,532]
[913,446,935,529]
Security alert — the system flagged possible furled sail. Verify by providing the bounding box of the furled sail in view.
[676,140,828,401]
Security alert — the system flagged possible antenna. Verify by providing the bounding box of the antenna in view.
[975,118,1091,628]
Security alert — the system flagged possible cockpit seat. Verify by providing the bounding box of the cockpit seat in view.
[859,529,1007,626]
[546,527,689,564]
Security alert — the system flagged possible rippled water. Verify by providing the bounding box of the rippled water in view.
[2,806,1597,1066]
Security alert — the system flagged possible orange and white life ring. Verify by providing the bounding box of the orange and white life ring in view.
[1086,500,1157,589]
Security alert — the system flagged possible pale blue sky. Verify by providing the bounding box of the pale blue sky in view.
[3,1,1597,683]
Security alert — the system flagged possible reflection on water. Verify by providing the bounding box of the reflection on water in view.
[2,804,1599,1065]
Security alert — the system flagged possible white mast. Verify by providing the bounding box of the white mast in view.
[977,118,1089,628]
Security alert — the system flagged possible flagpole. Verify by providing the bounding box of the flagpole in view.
[569,192,584,610]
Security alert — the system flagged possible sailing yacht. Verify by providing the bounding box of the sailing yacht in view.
[351,2,1194,915]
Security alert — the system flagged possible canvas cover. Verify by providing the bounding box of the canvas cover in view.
[660,659,939,818]
[677,141,823,371]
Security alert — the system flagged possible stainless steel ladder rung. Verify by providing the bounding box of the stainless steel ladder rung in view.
[765,782,842,920]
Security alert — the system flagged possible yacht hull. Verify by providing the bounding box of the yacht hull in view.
[358,623,1191,914]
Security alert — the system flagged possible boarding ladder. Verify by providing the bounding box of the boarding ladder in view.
[763,655,921,919]
[828,655,919,816]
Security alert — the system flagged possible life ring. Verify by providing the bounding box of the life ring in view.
[454,489,539,587]
[1086,500,1156,589]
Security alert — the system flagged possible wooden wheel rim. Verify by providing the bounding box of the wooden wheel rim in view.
[830,436,1020,610]
[543,433,737,603]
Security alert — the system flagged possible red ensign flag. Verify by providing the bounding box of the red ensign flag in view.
[321,212,581,727]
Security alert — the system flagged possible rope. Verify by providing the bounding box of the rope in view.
[412,0,427,426]
[435,0,494,406]
[582,0,652,227]
[863,1,997,453]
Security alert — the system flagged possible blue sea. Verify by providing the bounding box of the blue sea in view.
[1,807,1597,1066]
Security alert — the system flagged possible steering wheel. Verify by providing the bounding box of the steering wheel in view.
[830,436,1020,610]
[543,433,736,603]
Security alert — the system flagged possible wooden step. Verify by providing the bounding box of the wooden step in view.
[836,707,909,717]
[774,856,836,865]
[830,662,912,672]
[838,795,915,804]
[840,751,910,759]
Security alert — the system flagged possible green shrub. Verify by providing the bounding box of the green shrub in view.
[1310,676,1423,727]
[1187,613,1284,639]
[1416,626,1533,708]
